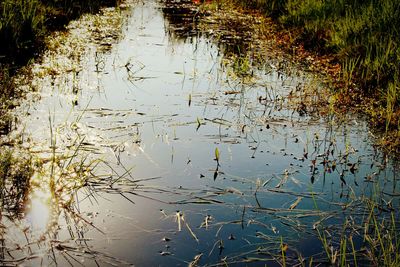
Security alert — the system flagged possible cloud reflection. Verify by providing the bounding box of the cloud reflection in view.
[25,189,52,236]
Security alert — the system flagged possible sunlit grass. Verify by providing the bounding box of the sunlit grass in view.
[227,0,400,146]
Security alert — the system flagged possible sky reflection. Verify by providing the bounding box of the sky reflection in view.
[25,188,52,237]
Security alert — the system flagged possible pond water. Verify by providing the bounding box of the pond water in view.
[1,0,399,266]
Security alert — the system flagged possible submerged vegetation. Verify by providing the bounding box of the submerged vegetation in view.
[225,0,400,148]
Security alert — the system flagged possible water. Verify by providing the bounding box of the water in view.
[1,1,399,266]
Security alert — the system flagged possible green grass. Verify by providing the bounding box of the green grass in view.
[0,0,118,65]
[230,0,400,136]
[0,0,45,63]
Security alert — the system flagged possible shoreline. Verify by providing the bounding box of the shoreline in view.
[196,0,399,153]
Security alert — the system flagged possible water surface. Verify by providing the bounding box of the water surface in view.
[1,1,399,266]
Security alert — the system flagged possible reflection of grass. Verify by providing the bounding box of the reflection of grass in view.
[1,3,135,262]
[0,0,122,150]
[0,68,14,135]
[0,128,137,264]
[0,148,33,218]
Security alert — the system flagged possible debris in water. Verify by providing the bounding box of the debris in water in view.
[188,253,203,267]
[162,237,171,242]
[159,251,172,256]
[289,197,303,210]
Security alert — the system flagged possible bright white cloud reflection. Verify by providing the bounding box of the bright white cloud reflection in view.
[25,189,51,235]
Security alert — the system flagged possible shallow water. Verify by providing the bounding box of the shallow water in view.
[1,0,399,266]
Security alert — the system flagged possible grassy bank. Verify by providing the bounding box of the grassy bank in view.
[0,0,118,65]
[0,0,119,134]
[228,0,400,148]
